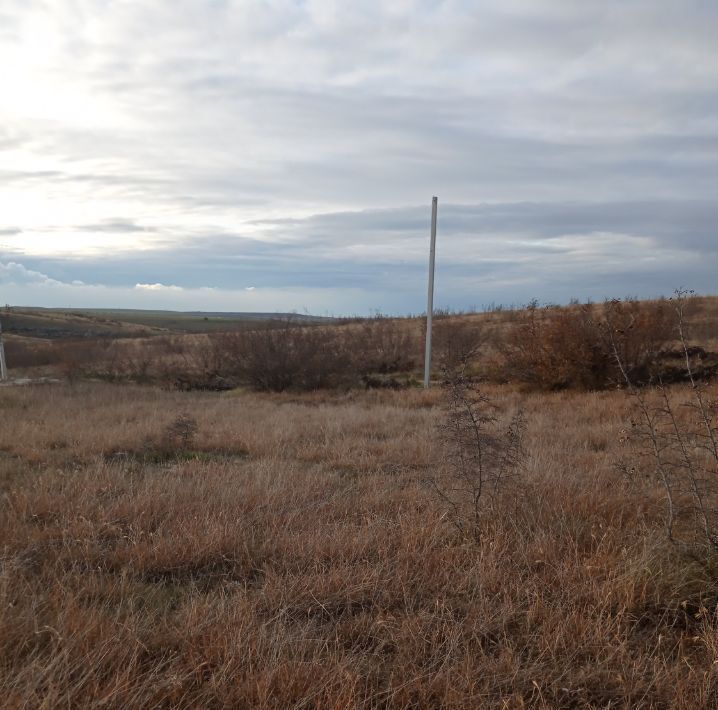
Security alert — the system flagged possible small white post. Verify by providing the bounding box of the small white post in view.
[424,196,438,388]
[0,321,7,382]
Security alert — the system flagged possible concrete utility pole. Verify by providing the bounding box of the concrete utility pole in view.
[0,320,7,382]
[423,196,438,388]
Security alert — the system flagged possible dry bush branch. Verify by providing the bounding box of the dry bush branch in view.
[611,290,718,551]
[429,368,525,542]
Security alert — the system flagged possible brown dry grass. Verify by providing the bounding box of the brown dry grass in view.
[2,381,718,707]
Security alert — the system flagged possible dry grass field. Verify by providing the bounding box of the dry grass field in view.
[3,376,718,708]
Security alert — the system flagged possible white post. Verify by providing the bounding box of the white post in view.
[424,196,438,388]
[0,321,7,382]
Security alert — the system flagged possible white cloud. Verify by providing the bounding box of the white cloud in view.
[134,282,183,292]
[0,261,63,286]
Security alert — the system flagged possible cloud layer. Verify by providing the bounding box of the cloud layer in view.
[1,1,716,312]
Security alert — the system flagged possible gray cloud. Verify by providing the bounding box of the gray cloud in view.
[3,199,714,313]
[0,1,717,312]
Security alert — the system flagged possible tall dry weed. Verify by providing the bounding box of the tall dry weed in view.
[429,369,525,542]
[613,291,718,551]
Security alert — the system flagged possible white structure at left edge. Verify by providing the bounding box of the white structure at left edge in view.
[0,321,7,381]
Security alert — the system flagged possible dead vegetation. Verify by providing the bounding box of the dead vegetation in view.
[2,295,718,706]
[428,371,525,542]
[496,298,675,390]
[6,295,718,395]
[612,292,718,553]
[2,376,718,707]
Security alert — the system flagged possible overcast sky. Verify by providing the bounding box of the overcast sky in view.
[1,0,716,314]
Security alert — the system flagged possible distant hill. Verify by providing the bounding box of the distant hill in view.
[0,307,338,338]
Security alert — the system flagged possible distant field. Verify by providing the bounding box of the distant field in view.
[0,307,338,338]
[71,308,338,332]
[0,308,161,340]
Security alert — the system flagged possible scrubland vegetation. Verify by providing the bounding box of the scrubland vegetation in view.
[3,295,718,707]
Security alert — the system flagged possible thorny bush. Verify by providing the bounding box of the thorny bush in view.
[429,369,526,542]
[615,291,718,552]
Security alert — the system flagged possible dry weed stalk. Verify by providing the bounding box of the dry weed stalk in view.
[610,290,718,550]
[430,368,525,542]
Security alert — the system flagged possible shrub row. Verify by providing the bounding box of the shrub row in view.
[7,297,712,394]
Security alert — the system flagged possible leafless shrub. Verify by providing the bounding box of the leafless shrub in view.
[3,339,57,368]
[208,316,421,392]
[162,412,199,450]
[429,368,525,542]
[613,290,718,551]
[432,318,482,373]
[3,337,115,377]
[59,339,119,382]
[353,316,418,375]
[71,336,220,388]
[211,320,355,392]
[498,298,673,390]
[603,298,675,385]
